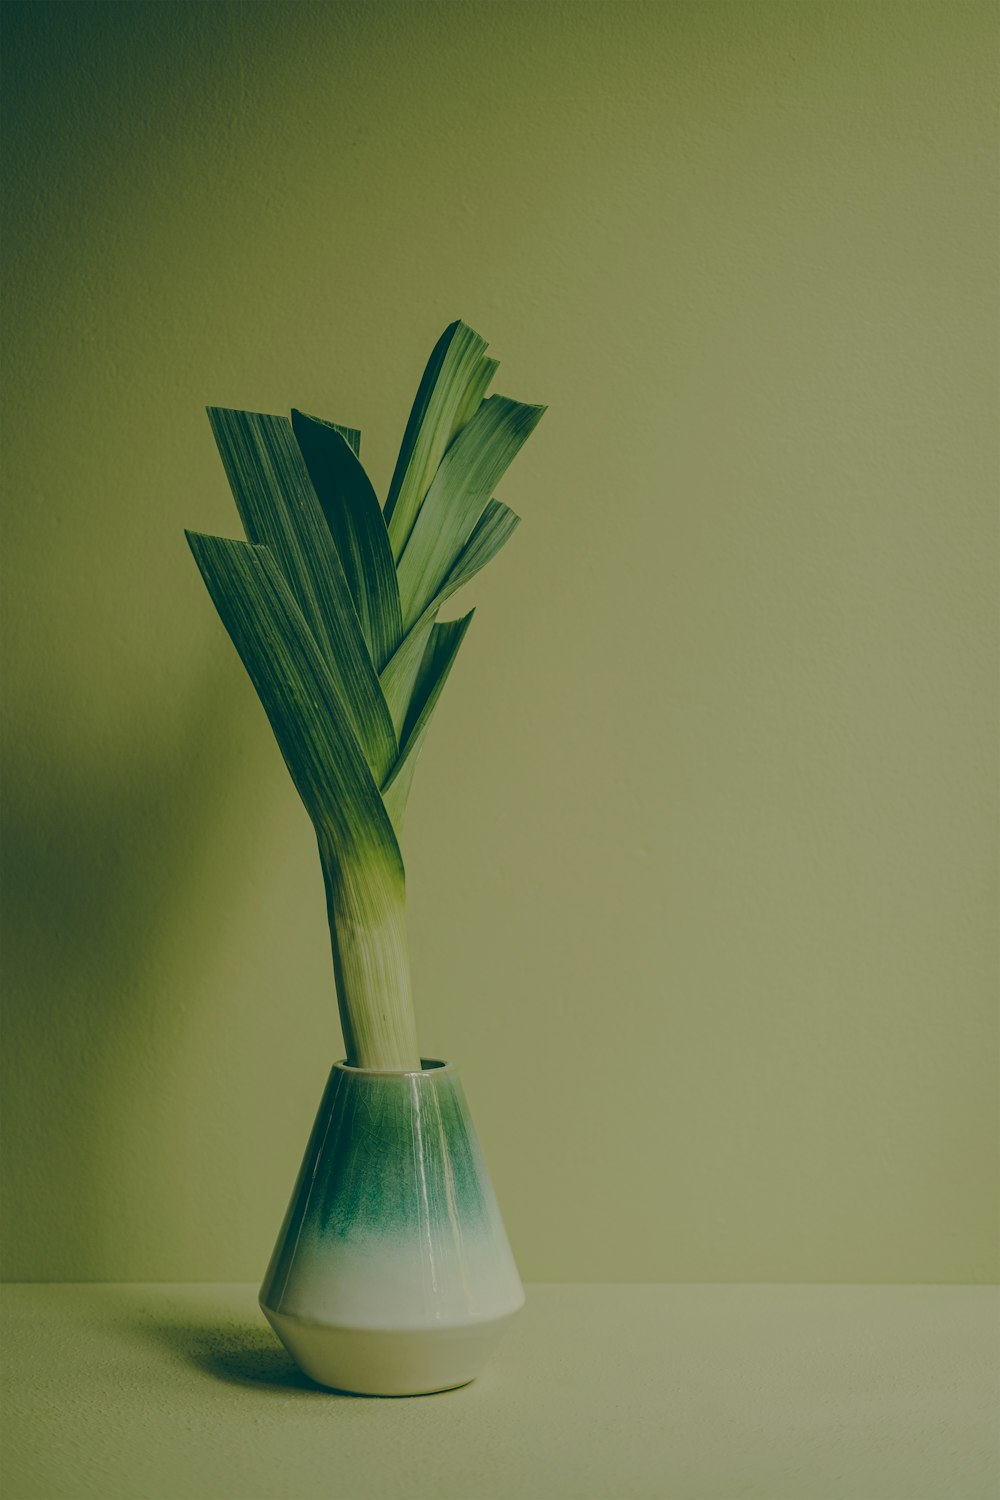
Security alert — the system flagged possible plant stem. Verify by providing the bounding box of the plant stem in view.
[318,837,421,1071]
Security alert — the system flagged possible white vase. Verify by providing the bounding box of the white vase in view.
[259,1058,524,1395]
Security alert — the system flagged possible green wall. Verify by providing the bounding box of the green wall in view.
[2,0,996,1283]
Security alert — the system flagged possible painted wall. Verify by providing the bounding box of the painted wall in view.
[2,0,996,1282]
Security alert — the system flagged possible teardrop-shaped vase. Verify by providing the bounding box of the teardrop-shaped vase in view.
[259,1059,524,1395]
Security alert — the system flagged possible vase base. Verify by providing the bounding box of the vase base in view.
[260,1301,522,1396]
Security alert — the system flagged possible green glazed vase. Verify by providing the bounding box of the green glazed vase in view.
[259,1059,524,1395]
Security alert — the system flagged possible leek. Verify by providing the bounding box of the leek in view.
[187,322,544,1071]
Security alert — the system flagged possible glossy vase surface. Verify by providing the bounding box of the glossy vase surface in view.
[259,1059,524,1395]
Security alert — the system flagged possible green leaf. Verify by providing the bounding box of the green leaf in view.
[395,394,544,631]
[184,531,403,877]
[383,321,490,560]
[291,409,403,672]
[379,499,521,734]
[380,616,436,741]
[443,497,522,594]
[453,354,499,435]
[382,613,474,832]
[331,422,361,457]
[206,407,397,784]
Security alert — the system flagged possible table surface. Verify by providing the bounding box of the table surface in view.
[1,1283,997,1500]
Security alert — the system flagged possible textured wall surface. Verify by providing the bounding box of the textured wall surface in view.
[2,0,996,1282]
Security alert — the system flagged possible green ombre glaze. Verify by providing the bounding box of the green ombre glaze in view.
[260,1061,524,1332]
[282,1064,489,1244]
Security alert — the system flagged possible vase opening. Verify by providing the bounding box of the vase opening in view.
[335,1057,451,1076]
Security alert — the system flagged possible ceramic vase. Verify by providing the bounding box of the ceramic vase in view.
[259,1059,524,1395]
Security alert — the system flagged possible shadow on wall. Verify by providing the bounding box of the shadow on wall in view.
[0,650,252,1280]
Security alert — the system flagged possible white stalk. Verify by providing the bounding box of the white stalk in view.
[319,839,419,1072]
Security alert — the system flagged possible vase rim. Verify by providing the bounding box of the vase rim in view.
[333,1057,454,1077]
